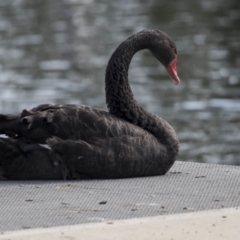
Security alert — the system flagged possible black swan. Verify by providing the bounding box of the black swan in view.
[0,29,180,180]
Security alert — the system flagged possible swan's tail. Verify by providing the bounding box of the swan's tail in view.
[0,114,20,138]
[0,137,63,180]
[0,137,19,180]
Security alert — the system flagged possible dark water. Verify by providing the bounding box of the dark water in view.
[0,0,239,165]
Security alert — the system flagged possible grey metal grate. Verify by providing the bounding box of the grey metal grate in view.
[0,161,240,231]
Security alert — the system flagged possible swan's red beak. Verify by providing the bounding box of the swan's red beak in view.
[166,54,180,85]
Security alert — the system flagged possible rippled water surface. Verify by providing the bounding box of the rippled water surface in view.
[0,0,239,165]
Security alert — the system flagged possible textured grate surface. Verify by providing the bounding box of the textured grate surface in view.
[0,161,240,231]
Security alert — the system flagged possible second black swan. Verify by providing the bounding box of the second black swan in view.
[0,29,180,180]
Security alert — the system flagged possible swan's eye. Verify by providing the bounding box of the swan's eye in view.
[174,48,177,54]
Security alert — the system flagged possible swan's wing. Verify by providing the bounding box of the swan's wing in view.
[46,135,169,179]
[0,104,144,143]
[0,104,170,179]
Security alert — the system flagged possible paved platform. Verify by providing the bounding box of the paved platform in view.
[0,161,240,232]
[1,208,239,240]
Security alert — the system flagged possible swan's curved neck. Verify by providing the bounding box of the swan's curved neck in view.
[105,32,148,119]
[105,31,179,155]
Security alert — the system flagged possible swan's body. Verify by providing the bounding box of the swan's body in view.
[0,30,180,180]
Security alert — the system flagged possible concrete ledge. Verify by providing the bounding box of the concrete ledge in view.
[1,208,239,240]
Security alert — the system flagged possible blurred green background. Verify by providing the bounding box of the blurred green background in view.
[0,0,239,165]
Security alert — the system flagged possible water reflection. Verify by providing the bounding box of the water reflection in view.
[0,0,239,165]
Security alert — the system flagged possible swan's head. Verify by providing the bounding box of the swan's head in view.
[149,30,180,85]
